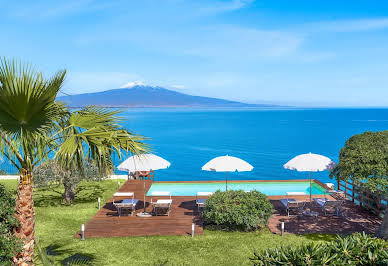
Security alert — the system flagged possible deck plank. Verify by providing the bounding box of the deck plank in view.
[76,179,381,238]
[76,179,203,238]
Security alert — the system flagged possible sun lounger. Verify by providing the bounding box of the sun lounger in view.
[280,192,307,216]
[280,199,306,216]
[313,198,344,216]
[112,192,139,216]
[151,191,172,216]
[286,192,307,196]
[196,192,213,211]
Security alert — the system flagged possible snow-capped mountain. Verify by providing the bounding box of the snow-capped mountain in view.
[58,84,276,108]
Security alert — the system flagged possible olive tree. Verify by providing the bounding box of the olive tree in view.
[330,131,388,239]
[33,159,109,204]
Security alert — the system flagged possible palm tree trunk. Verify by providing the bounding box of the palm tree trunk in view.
[376,205,388,239]
[13,171,35,265]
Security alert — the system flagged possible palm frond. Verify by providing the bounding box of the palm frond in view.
[55,106,149,175]
[0,58,67,170]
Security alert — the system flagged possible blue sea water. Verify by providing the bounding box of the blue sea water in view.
[2,108,388,185]
[113,108,388,184]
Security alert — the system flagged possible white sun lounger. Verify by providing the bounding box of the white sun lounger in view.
[196,192,213,211]
[151,191,172,216]
[313,198,344,216]
[112,192,139,216]
[280,192,307,216]
[286,192,307,196]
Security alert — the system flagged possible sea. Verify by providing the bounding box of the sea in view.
[114,107,388,184]
[2,108,388,184]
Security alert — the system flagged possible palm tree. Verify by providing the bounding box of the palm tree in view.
[0,58,66,265]
[0,59,147,264]
[54,106,148,204]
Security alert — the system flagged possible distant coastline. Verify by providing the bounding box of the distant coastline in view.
[66,104,282,108]
[59,85,280,108]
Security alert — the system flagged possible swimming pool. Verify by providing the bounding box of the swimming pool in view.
[146,181,327,196]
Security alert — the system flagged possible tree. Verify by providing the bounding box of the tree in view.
[0,58,66,265]
[330,131,388,239]
[0,59,147,264]
[54,106,147,204]
[33,159,108,204]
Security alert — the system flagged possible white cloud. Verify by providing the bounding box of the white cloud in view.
[194,0,255,15]
[77,24,304,60]
[301,17,388,33]
[8,0,117,20]
[180,25,303,58]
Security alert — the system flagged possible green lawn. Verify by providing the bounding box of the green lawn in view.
[1,179,335,266]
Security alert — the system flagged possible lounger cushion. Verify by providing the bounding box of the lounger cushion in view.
[113,192,134,197]
[280,198,296,208]
[119,199,139,205]
[155,199,172,204]
[313,198,329,207]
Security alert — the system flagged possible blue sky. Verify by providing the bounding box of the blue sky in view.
[1,0,388,106]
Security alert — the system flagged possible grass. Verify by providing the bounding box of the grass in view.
[0,179,335,266]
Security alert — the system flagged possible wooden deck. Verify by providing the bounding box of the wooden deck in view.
[268,199,382,235]
[77,179,381,238]
[77,179,203,238]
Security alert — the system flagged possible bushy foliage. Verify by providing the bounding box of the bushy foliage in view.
[33,159,111,204]
[203,190,273,231]
[33,159,111,188]
[330,131,388,239]
[0,184,21,265]
[251,232,388,266]
[330,131,388,194]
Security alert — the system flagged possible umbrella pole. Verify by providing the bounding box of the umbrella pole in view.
[143,178,146,213]
[226,172,228,191]
[309,171,312,202]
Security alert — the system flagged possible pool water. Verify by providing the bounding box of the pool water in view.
[146,181,327,196]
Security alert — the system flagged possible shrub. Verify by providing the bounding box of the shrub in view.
[33,159,110,204]
[250,232,388,265]
[0,184,21,265]
[203,190,273,231]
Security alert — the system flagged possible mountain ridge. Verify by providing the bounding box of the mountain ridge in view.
[58,85,278,108]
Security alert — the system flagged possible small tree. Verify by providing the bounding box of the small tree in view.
[33,159,109,204]
[330,131,388,239]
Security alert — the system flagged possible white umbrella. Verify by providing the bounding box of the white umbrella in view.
[284,152,336,201]
[202,155,253,191]
[117,154,170,172]
[117,153,170,216]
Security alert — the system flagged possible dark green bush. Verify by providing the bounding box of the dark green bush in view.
[250,232,388,266]
[203,190,273,231]
[0,184,21,265]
